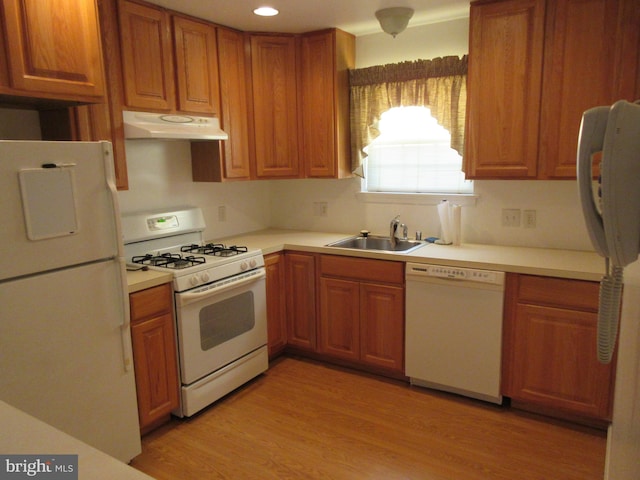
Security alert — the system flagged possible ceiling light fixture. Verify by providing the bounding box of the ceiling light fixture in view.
[253,6,279,17]
[375,7,414,38]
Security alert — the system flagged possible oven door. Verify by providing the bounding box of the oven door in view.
[175,269,267,385]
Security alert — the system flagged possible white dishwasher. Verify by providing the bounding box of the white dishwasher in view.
[405,262,505,404]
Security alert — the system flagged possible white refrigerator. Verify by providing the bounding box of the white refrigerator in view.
[0,140,141,463]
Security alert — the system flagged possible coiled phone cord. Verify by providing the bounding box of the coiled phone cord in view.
[597,258,623,364]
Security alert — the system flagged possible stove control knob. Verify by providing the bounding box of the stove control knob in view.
[200,271,210,283]
[249,259,257,269]
[190,275,200,287]
[240,261,248,271]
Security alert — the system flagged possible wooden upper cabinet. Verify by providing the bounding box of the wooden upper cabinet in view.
[465,0,640,180]
[118,0,175,111]
[216,28,251,179]
[539,0,639,178]
[250,34,300,178]
[299,29,355,179]
[465,0,545,178]
[172,15,220,115]
[0,0,105,102]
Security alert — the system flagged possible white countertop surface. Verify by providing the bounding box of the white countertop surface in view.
[0,401,153,480]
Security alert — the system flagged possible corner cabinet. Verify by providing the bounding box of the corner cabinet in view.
[265,252,287,358]
[129,283,180,434]
[0,0,105,103]
[502,274,616,424]
[465,0,640,179]
[319,255,405,376]
[285,251,318,352]
[299,29,355,179]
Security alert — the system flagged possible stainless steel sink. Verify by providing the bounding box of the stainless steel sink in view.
[326,235,426,253]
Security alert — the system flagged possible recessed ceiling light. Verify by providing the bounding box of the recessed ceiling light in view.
[253,6,279,17]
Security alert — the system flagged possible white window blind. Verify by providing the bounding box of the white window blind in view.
[364,107,473,194]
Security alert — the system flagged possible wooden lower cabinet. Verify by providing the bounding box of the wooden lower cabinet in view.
[319,255,405,376]
[285,251,317,351]
[265,252,287,358]
[129,283,179,434]
[502,274,616,423]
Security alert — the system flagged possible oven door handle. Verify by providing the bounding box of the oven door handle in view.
[177,269,266,307]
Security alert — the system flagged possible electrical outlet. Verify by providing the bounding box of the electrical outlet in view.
[523,209,537,228]
[501,208,521,227]
[218,205,226,222]
[313,201,328,217]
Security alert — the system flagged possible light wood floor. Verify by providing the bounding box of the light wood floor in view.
[130,356,607,480]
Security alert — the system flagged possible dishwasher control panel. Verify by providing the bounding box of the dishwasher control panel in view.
[406,263,504,286]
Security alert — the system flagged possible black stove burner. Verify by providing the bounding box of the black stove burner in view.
[180,243,248,257]
[132,253,206,270]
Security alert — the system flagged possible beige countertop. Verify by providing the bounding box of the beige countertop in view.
[126,267,173,293]
[127,228,605,291]
[217,228,605,282]
[0,401,153,480]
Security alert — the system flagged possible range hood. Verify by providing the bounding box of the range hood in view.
[123,110,228,140]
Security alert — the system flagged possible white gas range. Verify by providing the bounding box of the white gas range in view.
[122,207,268,417]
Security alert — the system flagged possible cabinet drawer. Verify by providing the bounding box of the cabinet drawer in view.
[130,283,173,322]
[320,255,404,284]
[517,275,599,312]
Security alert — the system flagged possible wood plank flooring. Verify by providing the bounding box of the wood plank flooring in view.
[130,356,607,480]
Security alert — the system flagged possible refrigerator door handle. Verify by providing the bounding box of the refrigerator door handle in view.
[117,256,133,372]
[102,141,134,372]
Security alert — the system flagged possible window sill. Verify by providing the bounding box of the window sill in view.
[356,191,478,206]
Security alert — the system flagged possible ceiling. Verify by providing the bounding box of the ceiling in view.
[143,0,471,36]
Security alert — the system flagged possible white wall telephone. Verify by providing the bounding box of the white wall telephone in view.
[577,100,640,364]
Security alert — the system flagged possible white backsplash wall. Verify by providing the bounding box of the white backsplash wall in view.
[267,177,594,251]
[117,140,271,241]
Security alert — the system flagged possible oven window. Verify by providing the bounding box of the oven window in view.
[199,291,255,350]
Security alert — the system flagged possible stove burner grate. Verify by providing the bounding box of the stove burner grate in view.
[132,253,206,269]
[180,243,248,257]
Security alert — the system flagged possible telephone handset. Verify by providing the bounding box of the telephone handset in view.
[577,100,640,364]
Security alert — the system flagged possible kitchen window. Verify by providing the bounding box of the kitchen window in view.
[363,106,472,194]
[350,56,470,199]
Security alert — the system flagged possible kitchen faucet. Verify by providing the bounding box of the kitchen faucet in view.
[390,215,408,247]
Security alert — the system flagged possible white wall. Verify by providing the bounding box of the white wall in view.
[356,18,470,68]
[117,140,271,241]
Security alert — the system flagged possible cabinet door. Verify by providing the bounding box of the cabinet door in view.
[173,16,220,115]
[118,0,175,111]
[360,283,404,372]
[539,0,638,178]
[1,0,105,101]
[131,312,179,431]
[285,252,316,351]
[503,274,616,422]
[130,284,179,432]
[299,29,354,179]
[319,277,360,361]
[465,0,545,178]
[508,304,614,420]
[265,253,287,358]
[250,35,299,178]
[217,28,252,179]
